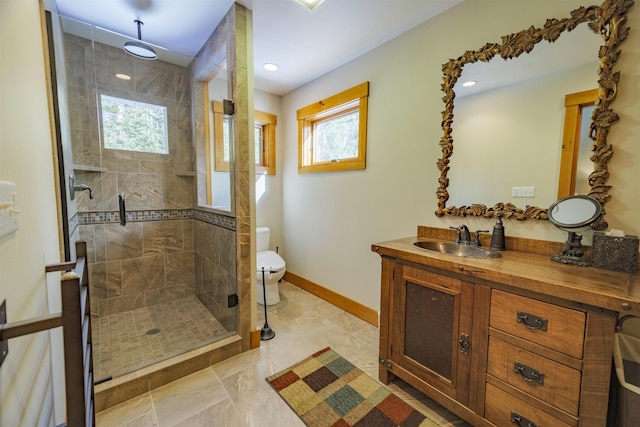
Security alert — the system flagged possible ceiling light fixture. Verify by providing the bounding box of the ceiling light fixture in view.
[293,0,327,11]
[462,80,477,87]
[264,63,279,71]
[123,20,157,60]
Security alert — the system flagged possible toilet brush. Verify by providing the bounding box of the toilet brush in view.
[260,267,275,340]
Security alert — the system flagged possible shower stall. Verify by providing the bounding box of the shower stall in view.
[46,2,254,386]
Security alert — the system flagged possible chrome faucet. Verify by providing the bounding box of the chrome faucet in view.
[69,174,93,200]
[73,183,93,199]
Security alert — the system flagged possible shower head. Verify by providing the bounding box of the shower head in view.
[123,20,157,60]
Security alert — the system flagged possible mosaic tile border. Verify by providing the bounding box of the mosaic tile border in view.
[69,211,79,236]
[77,208,236,230]
[192,208,235,230]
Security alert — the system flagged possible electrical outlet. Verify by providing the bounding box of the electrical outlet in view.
[512,186,535,198]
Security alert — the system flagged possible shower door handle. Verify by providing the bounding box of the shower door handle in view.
[118,194,126,226]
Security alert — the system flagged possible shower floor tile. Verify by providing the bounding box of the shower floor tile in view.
[92,295,230,381]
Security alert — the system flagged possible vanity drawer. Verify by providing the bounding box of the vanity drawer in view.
[487,337,581,415]
[490,290,586,359]
[485,383,574,427]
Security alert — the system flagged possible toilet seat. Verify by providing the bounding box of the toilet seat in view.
[257,250,285,273]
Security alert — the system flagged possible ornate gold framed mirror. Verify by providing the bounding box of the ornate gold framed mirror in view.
[435,0,633,229]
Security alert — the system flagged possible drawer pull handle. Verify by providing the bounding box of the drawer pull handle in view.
[514,361,545,385]
[516,311,548,331]
[510,411,539,427]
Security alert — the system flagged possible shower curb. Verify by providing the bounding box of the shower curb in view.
[94,334,242,412]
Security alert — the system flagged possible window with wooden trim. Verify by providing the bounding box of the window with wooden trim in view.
[213,105,277,175]
[212,100,231,172]
[297,82,369,173]
[255,110,277,175]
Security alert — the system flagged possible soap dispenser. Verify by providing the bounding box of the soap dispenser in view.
[490,214,506,251]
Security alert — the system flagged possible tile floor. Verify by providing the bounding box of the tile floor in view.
[93,295,231,381]
[96,281,471,426]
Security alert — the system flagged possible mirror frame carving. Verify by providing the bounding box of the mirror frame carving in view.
[435,0,634,229]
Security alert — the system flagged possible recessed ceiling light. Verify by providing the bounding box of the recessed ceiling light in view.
[115,73,132,80]
[462,80,477,87]
[264,63,279,71]
[293,0,327,11]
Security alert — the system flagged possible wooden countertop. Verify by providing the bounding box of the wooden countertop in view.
[372,234,640,317]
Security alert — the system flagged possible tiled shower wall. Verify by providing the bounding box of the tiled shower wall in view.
[64,34,204,317]
[80,218,195,317]
[79,211,237,329]
[194,220,237,331]
[190,3,252,346]
[64,33,194,211]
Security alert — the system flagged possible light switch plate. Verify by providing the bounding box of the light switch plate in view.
[512,186,535,198]
[0,181,19,238]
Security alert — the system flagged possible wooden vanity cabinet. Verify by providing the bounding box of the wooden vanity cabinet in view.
[374,244,626,427]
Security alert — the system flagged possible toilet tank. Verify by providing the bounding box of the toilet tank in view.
[256,227,270,252]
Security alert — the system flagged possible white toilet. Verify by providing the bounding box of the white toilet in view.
[256,227,286,305]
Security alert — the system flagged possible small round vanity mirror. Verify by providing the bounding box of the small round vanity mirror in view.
[548,195,603,266]
[548,195,603,232]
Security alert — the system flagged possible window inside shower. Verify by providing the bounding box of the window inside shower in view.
[100,95,168,154]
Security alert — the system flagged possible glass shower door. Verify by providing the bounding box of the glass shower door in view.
[59,15,235,382]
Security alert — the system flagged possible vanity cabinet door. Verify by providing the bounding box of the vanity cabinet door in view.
[389,263,475,404]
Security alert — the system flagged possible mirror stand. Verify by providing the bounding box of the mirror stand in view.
[551,231,589,266]
[548,195,603,267]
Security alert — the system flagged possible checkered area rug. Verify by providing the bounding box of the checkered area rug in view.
[266,347,439,427]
